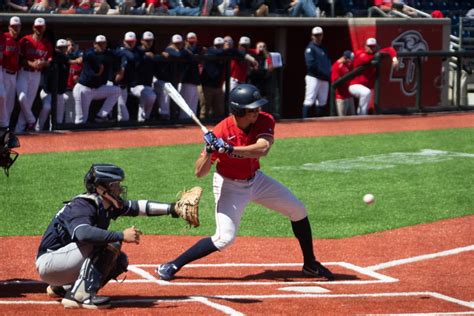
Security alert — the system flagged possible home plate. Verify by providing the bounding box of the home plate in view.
[279,286,330,293]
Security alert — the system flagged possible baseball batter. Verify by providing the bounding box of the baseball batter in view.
[157,84,334,281]
[36,164,202,309]
[15,17,53,132]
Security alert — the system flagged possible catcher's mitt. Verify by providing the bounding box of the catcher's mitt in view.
[175,186,202,227]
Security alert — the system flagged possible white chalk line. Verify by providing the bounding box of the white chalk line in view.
[366,244,474,271]
[1,292,471,309]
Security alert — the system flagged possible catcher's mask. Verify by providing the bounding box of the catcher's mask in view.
[229,84,268,117]
[0,130,20,177]
[84,164,127,209]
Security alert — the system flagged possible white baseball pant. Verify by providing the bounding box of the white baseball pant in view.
[131,85,157,122]
[336,98,355,116]
[152,78,170,117]
[117,87,130,122]
[36,90,68,130]
[0,70,17,128]
[0,67,6,128]
[36,243,94,286]
[73,83,121,124]
[178,83,198,119]
[303,75,329,108]
[349,84,372,115]
[211,171,308,250]
[15,69,42,132]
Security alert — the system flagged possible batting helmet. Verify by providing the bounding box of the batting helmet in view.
[0,129,20,177]
[229,84,267,117]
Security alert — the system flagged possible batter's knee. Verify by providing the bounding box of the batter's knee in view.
[211,232,236,251]
[289,202,308,222]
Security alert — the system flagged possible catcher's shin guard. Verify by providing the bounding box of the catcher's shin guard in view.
[67,242,123,303]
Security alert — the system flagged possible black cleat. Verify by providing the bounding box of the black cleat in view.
[302,261,335,281]
[156,262,179,281]
[46,285,67,298]
[61,291,111,309]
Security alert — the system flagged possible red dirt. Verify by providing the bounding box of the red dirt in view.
[1,112,473,314]
[17,112,474,154]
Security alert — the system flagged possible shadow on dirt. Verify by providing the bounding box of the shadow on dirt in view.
[0,279,47,298]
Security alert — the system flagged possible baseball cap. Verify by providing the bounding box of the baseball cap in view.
[366,38,377,46]
[312,26,323,35]
[343,50,354,60]
[239,36,251,45]
[213,37,224,45]
[34,17,46,27]
[56,39,68,47]
[9,16,21,26]
[95,35,107,43]
[172,34,183,43]
[124,31,136,42]
[142,31,154,40]
[186,32,197,39]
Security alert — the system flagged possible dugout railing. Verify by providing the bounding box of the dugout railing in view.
[330,50,474,116]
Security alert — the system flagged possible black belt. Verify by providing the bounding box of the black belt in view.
[23,68,40,72]
[5,70,16,75]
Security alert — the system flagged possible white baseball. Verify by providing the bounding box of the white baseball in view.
[363,193,375,205]
[218,147,225,153]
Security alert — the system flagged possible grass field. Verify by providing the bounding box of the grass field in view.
[1,128,473,238]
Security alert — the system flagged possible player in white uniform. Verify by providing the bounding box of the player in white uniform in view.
[157,84,334,281]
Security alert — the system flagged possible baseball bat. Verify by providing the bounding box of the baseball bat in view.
[162,82,209,133]
[161,82,225,153]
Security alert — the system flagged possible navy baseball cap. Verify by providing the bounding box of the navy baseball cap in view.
[343,50,354,60]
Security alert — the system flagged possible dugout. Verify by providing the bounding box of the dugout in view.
[0,14,452,121]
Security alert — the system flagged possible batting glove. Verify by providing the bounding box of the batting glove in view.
[214,138,234,154]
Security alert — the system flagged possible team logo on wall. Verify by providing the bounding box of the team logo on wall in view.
[390,31,429,96]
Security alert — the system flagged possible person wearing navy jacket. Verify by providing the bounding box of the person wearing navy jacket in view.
[302,26,331,118]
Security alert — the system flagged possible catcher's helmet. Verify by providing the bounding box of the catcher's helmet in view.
[229,84,267,117]
[84,163,125,193]
[0,129,20,177]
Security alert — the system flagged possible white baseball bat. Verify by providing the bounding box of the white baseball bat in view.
[161,82,225,153]
[162,82,209,133]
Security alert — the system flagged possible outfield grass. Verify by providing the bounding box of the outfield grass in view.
[1,128,473,238]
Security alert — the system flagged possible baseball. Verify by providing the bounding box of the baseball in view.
[363,193,375,205]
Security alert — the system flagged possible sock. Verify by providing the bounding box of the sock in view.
[291,217,316,265]
[302,106,310,118]
[173,237,219,269]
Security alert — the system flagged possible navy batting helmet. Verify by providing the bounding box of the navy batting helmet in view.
[229,84,267,117]
[84,163,125,193]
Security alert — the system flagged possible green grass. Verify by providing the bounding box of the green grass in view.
[1,128,473,239]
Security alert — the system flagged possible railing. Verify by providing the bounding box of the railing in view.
[330,50,474,115]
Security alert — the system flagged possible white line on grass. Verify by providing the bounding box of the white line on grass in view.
[366,245,474,271]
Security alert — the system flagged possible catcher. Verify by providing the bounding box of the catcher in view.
[35,163,201,309]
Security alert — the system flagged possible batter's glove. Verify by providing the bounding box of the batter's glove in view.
[174,186,202,227]
[204,131,218,153]
[214,138,234,154]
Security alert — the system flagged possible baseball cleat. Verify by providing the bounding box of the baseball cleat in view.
[156,263,179,281]
[61,291,111,309]
[46,285,67,298]
[302,261,335,281]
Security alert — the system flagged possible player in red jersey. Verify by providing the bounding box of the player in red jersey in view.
[348,37,398,115]
[15,17,53,132]
[331,50,355,116]
[228,36,258,92]
[157,83,334,282]
[1,16,22,130]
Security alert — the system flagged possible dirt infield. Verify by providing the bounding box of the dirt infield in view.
[1,112,473,314]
